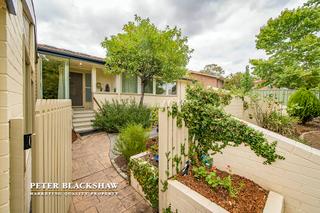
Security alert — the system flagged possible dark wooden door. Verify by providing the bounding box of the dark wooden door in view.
[70,72,83,106]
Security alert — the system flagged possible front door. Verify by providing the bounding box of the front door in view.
[70,72,83,106]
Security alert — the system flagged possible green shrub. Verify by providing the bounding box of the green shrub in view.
[287,88,320,124]
[150,107,159,127]
[128,158,159,209]
[93,99,151,132]
[114,124,148,161]
[262,111,296,136]
[248,94,296,137]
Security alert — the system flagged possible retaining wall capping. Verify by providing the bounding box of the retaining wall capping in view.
[165,180,284,213]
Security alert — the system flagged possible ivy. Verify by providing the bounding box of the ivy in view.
[171,84,284,164]
[128,158,159,208]
[173,154,182,174]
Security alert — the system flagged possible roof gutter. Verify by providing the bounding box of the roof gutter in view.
[38,47,105,65]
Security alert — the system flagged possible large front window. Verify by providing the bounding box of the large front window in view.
[144,79,153,94]
[156,80,166,95]
[122,73,137,93]
[167,82,177,95]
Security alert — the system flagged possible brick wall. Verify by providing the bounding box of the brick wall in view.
[0,2,11,211]
[189,72,224,88]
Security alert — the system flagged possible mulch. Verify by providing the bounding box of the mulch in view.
[294,117,320,134]
[176,168,268,213]
[294,117,320,149]
[114,155,128,173]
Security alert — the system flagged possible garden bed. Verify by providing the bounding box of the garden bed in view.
[166,180,284,213]
[176,168,268,213]
[294,117,320,149]
[114,136,159,174]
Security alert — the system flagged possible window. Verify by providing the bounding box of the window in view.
[122,73,137,93]
[156,80,166,95]
[144,79,153,94]
[167,82,177,95]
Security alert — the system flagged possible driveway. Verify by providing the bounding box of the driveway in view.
[69,132,153,213]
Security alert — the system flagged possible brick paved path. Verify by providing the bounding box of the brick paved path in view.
[69,132,153,213]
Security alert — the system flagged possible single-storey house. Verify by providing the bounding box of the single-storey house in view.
[38,44,193,132]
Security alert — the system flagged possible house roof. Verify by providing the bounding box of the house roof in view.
[37,44,198,81]
[38,44,105,65]
[189,70,224,81]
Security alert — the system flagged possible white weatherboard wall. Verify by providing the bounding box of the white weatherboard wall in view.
[0,1,36,212]
[212,120,320,213]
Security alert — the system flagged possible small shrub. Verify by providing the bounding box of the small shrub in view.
[192,166,238,197]
[93,99,151,132]
[287,88,320,124]
[114,124,148,161]
[248,94,297,137]
[150,107,159,127]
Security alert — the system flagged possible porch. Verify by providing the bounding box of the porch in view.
[38,44,188,110]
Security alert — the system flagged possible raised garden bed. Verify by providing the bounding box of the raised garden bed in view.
[129,152,159,210]
[176,167,269,212]
[166,180,284,213]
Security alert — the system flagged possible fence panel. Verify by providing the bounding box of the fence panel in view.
[158,104,188,210]
[32,99,72,213]
[253,89,320,105]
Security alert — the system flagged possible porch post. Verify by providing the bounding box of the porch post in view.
[116,74,121,94]
[153,78,156,95]
[64,60,69,99]
[137,77,142,94]
[91,67,96,93]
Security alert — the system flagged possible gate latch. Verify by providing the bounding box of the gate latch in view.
[24,133,32,150]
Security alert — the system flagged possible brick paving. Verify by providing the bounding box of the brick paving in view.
[69,132,153,213]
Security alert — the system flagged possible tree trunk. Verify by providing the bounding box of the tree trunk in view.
[139,80,145,106]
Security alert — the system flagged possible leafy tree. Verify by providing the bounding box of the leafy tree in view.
[223,72,243,90]
[250,0,320,89]
[200,64,225,76]
[240,66,254,93]
[102,15,192,105]
[42,58,64,99]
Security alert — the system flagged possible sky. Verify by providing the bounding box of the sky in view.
[34,0,307,75]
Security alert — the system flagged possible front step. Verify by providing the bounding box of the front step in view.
[72,109,96,133]
[74,126,95,133]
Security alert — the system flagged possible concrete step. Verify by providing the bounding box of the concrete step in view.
[73,122,93,128]
[72,109,96,133]
[73,117,95,123]
[74,126,95,133]
[72,113,95,119]
[73,110,94,114]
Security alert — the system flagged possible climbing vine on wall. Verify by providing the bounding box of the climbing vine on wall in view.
[128,158,159,208]
[170,84,284,165]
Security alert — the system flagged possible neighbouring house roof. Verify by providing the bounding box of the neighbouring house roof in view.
[38,44,105,65]
[188,70,224,81]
